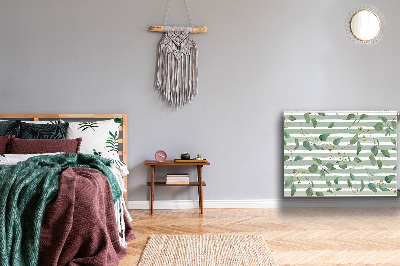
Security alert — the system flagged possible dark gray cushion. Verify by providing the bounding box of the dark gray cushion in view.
[0,120,20,136]
[19,122,69,139]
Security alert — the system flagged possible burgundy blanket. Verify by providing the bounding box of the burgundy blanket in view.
[39,167,134,266]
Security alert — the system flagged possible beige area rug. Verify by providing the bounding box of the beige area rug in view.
[137,234,278,266]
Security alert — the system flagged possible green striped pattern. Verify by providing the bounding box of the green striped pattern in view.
[283,111,397,197]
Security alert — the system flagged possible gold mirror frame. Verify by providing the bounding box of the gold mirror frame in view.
[345,6,383,46]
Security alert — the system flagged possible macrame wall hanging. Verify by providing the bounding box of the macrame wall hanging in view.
[150,0,208,109]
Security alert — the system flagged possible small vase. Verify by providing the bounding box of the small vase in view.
[181,153,190,160]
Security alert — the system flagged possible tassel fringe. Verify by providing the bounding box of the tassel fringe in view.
[155,26,198,109]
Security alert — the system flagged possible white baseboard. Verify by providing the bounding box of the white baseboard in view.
[127,199,400,209]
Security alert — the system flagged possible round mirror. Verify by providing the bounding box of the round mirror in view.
[350,10,380,41]
[346,7,383,45]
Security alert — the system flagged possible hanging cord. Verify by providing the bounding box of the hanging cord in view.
[162,0,193,28]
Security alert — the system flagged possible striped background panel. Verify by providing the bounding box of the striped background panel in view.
[283,111,397,197]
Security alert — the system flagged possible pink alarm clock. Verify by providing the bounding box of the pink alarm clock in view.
[155,150,167,162]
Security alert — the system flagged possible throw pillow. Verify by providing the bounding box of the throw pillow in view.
[7,138,82,154]
[66,119,122,164]
[19,122,69,139]
[0,120,20,136]
[0,135,13,154]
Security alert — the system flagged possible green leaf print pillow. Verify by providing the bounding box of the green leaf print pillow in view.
[66,119,123,164]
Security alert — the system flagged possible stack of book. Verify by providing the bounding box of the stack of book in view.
[166,173,189,184]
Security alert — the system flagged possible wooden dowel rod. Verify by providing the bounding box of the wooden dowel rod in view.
[149,25,208,33]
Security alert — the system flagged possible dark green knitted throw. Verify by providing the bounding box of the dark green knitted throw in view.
[0,153,122,266]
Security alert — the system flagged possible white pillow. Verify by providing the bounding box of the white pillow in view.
[66,119,121,162]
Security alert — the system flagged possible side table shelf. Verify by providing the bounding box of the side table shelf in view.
[147,182,207,187]
[144,160,210,214]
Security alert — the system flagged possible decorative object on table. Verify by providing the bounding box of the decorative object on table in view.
[174,158,207,163]
[283,111,397,197]
[150,0,208,109]
[195,154,202,160]
[166,173,189,184]
[155,150,167,162]
[345,6,383,46]
[138,235,278,266]
[180,152,190,160]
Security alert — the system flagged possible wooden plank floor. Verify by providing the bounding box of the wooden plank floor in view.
[120,208,400,265]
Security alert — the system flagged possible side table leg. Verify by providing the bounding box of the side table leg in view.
[151,165,155,215]
[197,165,203,214]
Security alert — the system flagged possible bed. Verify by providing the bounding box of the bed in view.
[0,114,133,266]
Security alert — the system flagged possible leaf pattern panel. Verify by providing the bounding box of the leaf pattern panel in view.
[283,111,397,197]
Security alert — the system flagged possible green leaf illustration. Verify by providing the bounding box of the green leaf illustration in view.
[326,163,335,170]
[371,146,378,156]
[381,150,390,158]
[284,131,290,138]
[316,192,324,196]
[327,189,333,193]
[379,116,387,123]
[320,170,326,178]
[391,138,396,145]
[347,179,352,187]
[284,140,286,145]
[319,134,330,141]
[328,122,334,128]
[350,135,358,145]
[311,180,314,188]
[291,184,296,196]
[308,164,319,173]
[311,118,317,128]
[318,112,326,116]
[334,177,339,184]
[303,141,312,151]
[326,180,332,187]
[105,131,119,153]
[284,155,289,161]
[374,123,384,131]
[289,115,296,121]
[379,185,389,191]
[336,188,342,191]
[391,121,397,128]
[377,160,382,169]
[312,158,322,164]
[360,114,369,120]
[368,183,377,193]
[339,164,347,169]
[354,157,362,163]
[361,180,365,192]
[306,187,313,196]
[394,166,397,170]
[346,114,355,120]
[333,137,343,145]
[304,113,311,124]
[294,156,303,161]
[350,173,355,180]
[294,138,299,150]
[357,141,362,155]
[385,175,395,183]
[369,154,376,166]
[78,122,99,132]
[285,176,294,186]
[313,144,324,150]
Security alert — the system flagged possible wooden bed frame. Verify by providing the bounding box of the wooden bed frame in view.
[0,114,128,201]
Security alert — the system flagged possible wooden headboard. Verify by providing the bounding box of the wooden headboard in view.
[0,114,128,200]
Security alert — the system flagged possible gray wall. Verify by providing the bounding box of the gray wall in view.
[1,0,399,202]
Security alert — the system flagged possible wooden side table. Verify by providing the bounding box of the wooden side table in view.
[144,160,210,214]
